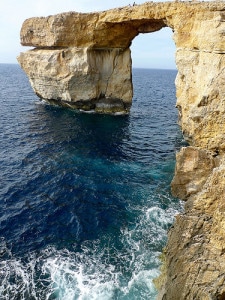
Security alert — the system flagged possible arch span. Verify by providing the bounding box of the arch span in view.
[17,3,171,115]
[131,27,176,69]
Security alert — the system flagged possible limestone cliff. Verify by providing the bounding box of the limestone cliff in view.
[158,148,225,299]
[18,47,132,113]
[18,1,225,299]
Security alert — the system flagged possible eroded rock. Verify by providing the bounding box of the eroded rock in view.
[158,155,225,300]
[18,47,132,113]
[171,147,216,200]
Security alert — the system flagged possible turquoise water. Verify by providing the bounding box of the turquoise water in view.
[0,65,183,299]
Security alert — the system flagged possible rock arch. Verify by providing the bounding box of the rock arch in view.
[18,2,225,299]
[17,6,170,115]
[18,1,225,149]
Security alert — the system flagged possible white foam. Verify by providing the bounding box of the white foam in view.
[0,198,182,299]
[146,206,178,227]
[127,269,159,295]
[79,109,96,114]
[42,249,117,300]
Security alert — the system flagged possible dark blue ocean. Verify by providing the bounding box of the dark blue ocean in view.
[0,64,183,299]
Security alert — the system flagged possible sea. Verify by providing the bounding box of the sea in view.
[0,64,184,300]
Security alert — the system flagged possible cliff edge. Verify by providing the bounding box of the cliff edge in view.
[18,1,225,299]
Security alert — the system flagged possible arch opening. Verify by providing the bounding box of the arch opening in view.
[131,27,176,70]
[128,26,184,299]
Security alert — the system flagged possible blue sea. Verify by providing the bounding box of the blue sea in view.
[0,64,183,299]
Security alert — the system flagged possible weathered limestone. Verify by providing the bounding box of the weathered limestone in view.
[159,151,225,300]
[176,50,225,150]
[171,147,216,200]
[18,47,132,113]
[18,1,225,299]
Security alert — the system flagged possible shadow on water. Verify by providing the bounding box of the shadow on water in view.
[36,104,131,161]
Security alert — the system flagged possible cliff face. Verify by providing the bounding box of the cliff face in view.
[18,1,225,299]
[160,148,225,299]
[18,47,132,113]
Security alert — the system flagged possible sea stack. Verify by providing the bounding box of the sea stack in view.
[18,1,225,299]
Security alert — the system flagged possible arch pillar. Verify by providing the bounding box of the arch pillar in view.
[18,47,133,114]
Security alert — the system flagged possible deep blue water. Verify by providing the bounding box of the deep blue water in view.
[0,64,183,299]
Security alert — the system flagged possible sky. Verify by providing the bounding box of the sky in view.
[0,0,178,69]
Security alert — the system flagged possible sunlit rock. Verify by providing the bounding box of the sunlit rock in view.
[18,47,132,113]
[171,147,216,200]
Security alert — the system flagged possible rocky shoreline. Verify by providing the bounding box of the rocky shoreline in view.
[157,147,225,299]
[18,2,225,298]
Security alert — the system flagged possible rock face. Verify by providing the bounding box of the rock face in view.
[18,1,225,299]
[161,148,225,300]
[18,47,132,113]
[156,149,225,300]
[18,1,225,116]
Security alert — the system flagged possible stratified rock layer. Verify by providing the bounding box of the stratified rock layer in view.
[18,1,225,299]
[18,47,132,113]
